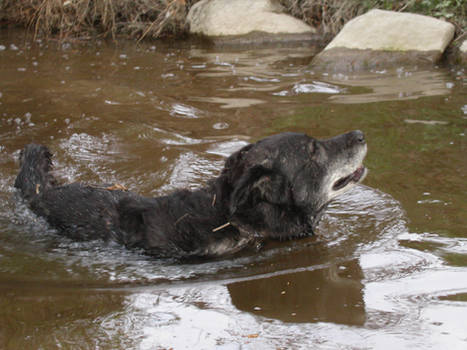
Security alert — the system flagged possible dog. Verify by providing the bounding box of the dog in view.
[14,131,367,259]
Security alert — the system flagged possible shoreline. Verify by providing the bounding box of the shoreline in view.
[0,1,464,42]
[0,1,465,67]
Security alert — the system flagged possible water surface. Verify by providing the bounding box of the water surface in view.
[0,29,466,349]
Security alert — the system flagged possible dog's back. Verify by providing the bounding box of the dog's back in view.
[14,144,133,242]
[12,143,252,258]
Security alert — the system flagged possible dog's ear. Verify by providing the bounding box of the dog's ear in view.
[221,143,253,184]
[228,167,311,239]
[229,165,291,216]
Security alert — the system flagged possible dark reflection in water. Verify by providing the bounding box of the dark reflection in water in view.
[228,259,365,325]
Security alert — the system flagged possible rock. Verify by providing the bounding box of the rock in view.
[312,9,455,71]
[461,40,467,53]
[187,0,315,37]
[460,40,467,66]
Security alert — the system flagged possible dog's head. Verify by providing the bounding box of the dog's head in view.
[221,131,367,240]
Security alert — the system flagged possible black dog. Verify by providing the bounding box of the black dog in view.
[14,131,367,259]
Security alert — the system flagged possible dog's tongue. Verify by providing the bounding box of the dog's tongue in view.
[352,166,365,181]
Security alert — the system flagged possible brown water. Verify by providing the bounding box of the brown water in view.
[0,29,466,349]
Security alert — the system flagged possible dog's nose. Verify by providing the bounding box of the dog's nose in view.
[354,130,365,144]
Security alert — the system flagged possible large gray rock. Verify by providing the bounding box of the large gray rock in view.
[187,0,315,37]
[312,9,455,71]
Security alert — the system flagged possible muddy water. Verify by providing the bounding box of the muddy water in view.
[0,29,466,349]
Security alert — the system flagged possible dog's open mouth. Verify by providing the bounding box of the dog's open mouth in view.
[333,166,366,191]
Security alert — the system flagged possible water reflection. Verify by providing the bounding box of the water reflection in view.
[228,259,365,325]
[1,30,466,349]
[274,81,343,96]
[326,69,454,104]
[191,96,266,108]
[189,48,314,79]
[170,102,202,119]
[159,151,222,192]
[0,285,128,350]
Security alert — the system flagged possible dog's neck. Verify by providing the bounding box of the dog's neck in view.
[209,174,319,241]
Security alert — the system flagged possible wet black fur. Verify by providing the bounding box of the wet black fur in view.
[14,132,365,259]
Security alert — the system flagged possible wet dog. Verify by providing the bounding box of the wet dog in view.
[14,131,367,259]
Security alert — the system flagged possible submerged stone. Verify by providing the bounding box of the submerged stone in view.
[187,0,315,39]
[312,9,455,71]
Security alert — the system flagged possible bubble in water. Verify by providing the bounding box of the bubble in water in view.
[213,122,229,130]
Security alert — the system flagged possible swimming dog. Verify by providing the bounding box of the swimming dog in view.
[14,131,367,259]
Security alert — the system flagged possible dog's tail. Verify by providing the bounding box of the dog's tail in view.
[14,144,57,201]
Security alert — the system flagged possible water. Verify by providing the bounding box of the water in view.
[0,29,466,349]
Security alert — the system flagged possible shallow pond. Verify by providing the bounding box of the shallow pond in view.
[0,29,466,349]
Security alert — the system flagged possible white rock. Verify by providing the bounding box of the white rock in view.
[312,9,456,71]
[459,40,467,66]
[326,9,454,53]
[187,0,314,36]
[460,40,467,53]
